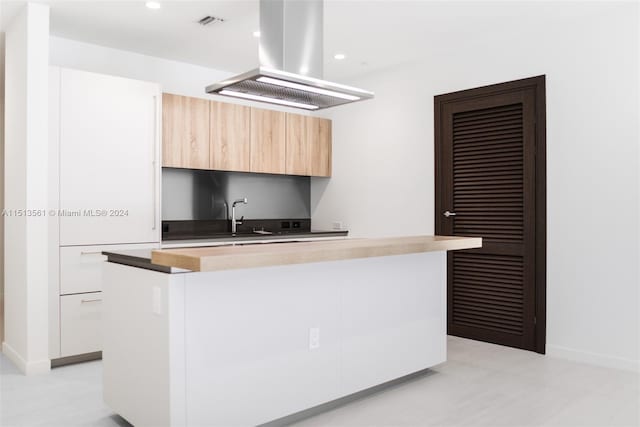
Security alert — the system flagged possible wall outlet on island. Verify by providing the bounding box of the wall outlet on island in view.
[332,221,344,231]
[309,327,320,350]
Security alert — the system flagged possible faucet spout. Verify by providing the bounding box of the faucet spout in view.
[231,198,248,234]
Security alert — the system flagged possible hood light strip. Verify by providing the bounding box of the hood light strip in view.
[219,90,319,110]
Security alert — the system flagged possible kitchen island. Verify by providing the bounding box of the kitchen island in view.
[102,235,481,426]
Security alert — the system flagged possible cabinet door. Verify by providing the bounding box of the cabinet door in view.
[285,113,310,176]
[59,69,160,246]
[309,117,332,177]
[210,101,251,172]
[60,292,102,357]
[162,93,210,169]
[250,108,286,174]
[60,243,159,295]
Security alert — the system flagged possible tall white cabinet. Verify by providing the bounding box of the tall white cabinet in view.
[49,67,162,361]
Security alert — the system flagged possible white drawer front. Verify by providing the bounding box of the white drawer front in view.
[60,243,159,295]
[60,292,103,357]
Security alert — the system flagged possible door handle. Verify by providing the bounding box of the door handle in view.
[443,211,457,218]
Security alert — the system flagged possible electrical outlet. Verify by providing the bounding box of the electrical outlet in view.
[332,221,343,231]
[309,327,320,350]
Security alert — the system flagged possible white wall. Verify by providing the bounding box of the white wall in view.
[49,36,232,100]
[0,31,5,344]
[49,36,328,117]
[3,3,50,375]
[312,3,639,371]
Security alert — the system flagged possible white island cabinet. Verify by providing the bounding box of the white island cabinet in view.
[49,67,161,361]
[102,236,481,426]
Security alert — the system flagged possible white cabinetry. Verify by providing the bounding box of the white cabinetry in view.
[50,67,161,361]
[60,243,158,295]
[60,293,103,357]
[102,252,447,426]
[59,68,160,245]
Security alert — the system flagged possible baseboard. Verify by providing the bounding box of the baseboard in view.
[2,341,51,375]
[547,344,640,373]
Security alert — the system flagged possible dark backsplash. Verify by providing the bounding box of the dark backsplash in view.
[162,168,311,221]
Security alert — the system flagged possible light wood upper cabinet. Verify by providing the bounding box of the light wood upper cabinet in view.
[210,101,251,172]
[285,114,332,177]
[308,117,332,177]
[285,113,309,176]
[250,108,286,174]
[162,93,210,169]
[161,94,331,177]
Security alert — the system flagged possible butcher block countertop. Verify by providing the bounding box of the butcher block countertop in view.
[150,235,482,272]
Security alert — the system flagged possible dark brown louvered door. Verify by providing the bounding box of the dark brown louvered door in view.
[435,76,546,353]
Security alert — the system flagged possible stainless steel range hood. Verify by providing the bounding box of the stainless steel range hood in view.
[206,0,374,110]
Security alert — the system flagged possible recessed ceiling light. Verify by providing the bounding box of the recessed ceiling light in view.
[253,31,261,38]
[334,53,346,60]
[299,65,309,75]
[145,1,161,10]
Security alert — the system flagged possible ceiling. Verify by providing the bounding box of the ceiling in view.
[0,1,614,81]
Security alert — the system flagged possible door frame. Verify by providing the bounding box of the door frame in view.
[434,76,547,354]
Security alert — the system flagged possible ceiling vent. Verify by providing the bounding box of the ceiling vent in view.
[198,16,225,26]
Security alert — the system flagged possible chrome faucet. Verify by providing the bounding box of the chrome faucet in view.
[231,198,248,234]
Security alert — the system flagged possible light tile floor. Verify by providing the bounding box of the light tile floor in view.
[292,337,639,427]
[0,336,638,426]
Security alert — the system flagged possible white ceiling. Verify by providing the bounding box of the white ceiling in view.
[0,0,613,81]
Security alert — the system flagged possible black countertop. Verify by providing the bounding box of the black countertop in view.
[162,219,322,241]
[103,249,175,273]
[162,229,348,246]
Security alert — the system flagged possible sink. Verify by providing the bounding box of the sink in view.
[252,230,273,235]
[214,239,302,247]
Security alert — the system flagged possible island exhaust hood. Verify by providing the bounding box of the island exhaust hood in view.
[206,0,374,110]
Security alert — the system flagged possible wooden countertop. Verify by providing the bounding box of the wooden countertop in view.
[150,235,482,272]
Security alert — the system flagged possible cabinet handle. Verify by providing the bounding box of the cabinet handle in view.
[81,298,102,303]
[80,251,107,257]
[152,95,158,231]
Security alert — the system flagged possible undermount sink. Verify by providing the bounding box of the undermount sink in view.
[252,229,273,235]
[216,239,302,247]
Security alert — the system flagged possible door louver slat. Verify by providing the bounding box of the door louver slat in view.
[453,118,523,131]
[453,138,524,150]
[453,104,523,119]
